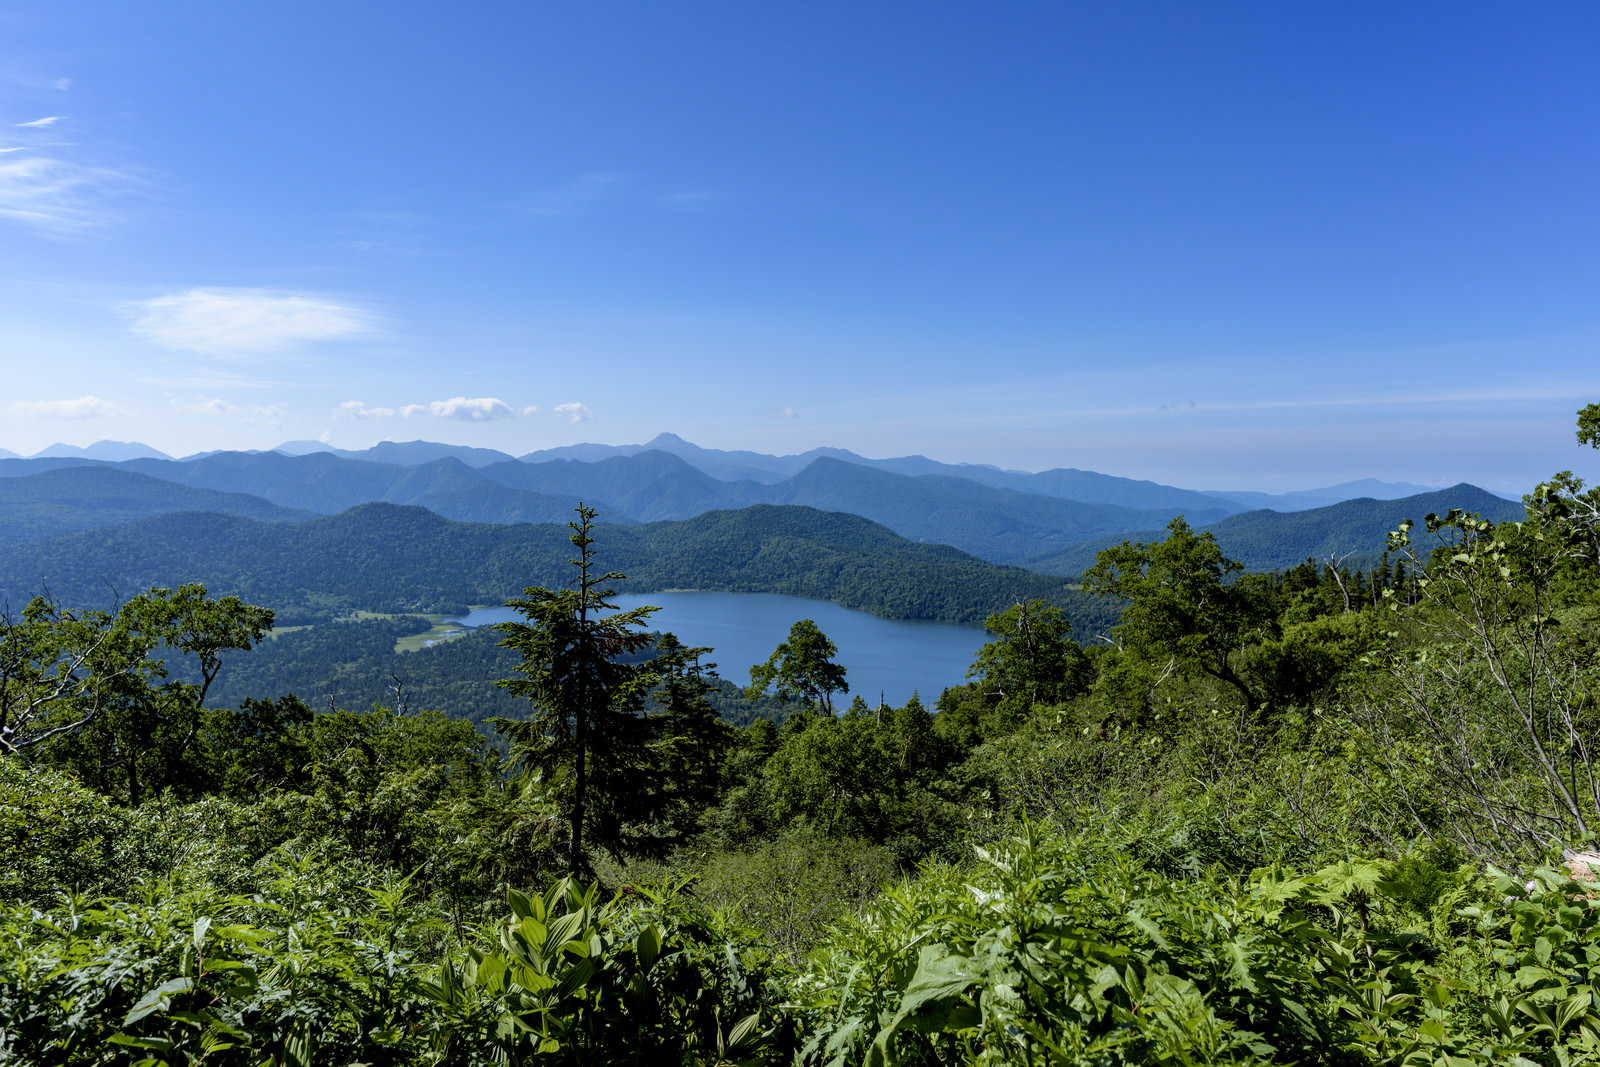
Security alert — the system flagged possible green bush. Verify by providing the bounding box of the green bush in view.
[699,825,897,963]
[793,825,1343,1066]
[0,758,130,906]
[0,856,454,1065]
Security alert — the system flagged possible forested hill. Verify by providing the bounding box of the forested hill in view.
[762,458,1229,563]
[1197,483,1526,570]
[0,466,315,546]
[0,502,1115,632]
[1022,482,1527,576]
[119,450,587,525]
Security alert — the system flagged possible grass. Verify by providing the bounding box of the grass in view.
[394,619,472,653]
[276,607,494,653]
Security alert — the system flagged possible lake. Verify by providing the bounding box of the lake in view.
[449,591,992,706]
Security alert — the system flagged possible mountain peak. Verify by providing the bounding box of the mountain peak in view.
[273,439,338,456]
[32,440,172,461]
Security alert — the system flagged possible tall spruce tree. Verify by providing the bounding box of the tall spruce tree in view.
[491,505,659,874]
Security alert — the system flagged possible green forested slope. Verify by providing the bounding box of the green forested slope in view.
[0,465,315,545]
[0,502,1112,631]
[768,458,1228,563]
[1199,482,1525,570]
[478,449,765,521]
[186,620,789,734]
[1023,482,1525,575]
[112,451,587,524]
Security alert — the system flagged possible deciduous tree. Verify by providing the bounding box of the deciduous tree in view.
[746,619,848,714]
[1083,518,1272,718]
[966,600,1092,721]
[5,585,271,804]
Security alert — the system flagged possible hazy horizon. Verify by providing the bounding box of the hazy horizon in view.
[0,431,1521,500]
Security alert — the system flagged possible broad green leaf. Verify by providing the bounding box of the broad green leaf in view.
[507,888,537,921]
[1126,912,1168,950]
[726,1011,762,1050]
[886,944,982,1030]
[546,910,588,953]
[636,924,662,971]
[123,976,195,1026]
[284,1017,315,1067]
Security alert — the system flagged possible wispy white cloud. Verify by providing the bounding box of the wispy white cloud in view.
[767,405,799,419]
[0,155,133,234]
[555,402,592,424]
[513,173,723,220]
[53,79,71,92]
[172,396,285,424]
[0,98,143,234]
[339,400,396,419]
[660,187,721,211]
[6,395,127,419]
[129,288,380,355]
[515,173,628,219]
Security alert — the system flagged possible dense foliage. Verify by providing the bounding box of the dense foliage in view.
[6,418,1600,1064]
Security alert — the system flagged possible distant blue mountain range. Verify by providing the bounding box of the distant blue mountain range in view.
[0,434,1520,571]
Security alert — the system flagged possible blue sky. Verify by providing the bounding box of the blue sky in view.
[0,2,1595,492]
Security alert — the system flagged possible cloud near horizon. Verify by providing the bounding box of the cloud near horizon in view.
[385,397,540,421]
[6,395,127,419]
[337,397,563,422]
[129,288,380,355]
[340,400,397,419]
[174,397,285,423]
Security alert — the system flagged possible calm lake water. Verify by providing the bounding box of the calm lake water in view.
[450,591,991,706]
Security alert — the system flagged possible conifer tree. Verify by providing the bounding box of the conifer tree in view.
[492,505,659,874]
[643,633,734,851]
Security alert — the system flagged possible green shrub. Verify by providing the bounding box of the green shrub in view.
[699,825,896,963]
[794,824,1343,1066]
[0,758,130,906]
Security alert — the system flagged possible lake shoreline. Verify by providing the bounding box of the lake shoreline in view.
[448,590,989,706]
